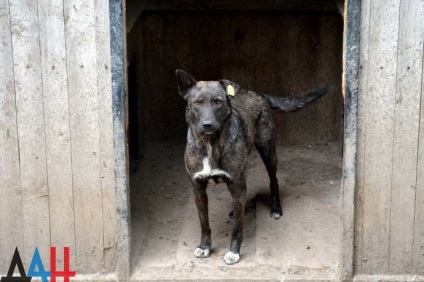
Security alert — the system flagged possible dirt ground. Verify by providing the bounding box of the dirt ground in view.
[129,142,342,281]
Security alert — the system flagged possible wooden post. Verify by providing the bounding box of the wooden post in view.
[412,0,424,274]
[361,0,400,274]
[64,0,105,272]
[390,0,423,274]
[37,0,76,269]
[0,0,24,269]
[109,0,131,279]
[9,0,51,266]
[95,0,118,272]
[339,0,361,280]
[354,0,370,276]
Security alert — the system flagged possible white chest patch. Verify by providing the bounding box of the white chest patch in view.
[193,144,231,180]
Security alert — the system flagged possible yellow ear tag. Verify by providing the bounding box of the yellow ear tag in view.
[227,85,235,96]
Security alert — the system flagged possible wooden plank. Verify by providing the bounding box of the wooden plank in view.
[37,0,76,269]
[355,0,371,275]
[94,0,117,271]
[63,0,104,273]
[138,11,343,145]
[109,0,130,278]
[0,0,24,270]
[339,0,361,279]
[354,274,424,281]
[413,16,424,276]
[389,0,424,274]
[361,0,400,274]
[9,0,51,266]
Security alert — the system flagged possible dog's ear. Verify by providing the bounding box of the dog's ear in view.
[176,70,196,99]
[219,79,240,97]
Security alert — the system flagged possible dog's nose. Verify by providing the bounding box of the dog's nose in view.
[203,122,212,129]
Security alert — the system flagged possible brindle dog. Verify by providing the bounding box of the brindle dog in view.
[175,70,328,265]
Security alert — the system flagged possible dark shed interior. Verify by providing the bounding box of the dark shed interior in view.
[127,7,344,151]
[126,1,344,279]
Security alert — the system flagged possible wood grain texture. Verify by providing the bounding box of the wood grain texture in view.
[2,0,119,274]
[0,0,24,270]
[389,0,424,274]
[64,0,104,273]
[339,0,361,279]
[135,11,343,146]
[37,0,76,270]
[9,0,51,266]
[95,0,117,271]
[361,0,400,274]
[354,0,370,275]
[109,0,130,277]
[413,8,424,274]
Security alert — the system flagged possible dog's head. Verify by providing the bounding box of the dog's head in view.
[176,70,239,136]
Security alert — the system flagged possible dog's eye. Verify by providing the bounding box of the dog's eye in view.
[193,100,204,105]
[214,99,223,105]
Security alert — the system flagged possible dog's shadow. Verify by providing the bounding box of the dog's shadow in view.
[254,192,281,212]
[227,191,280,223]
[227,192,276,236]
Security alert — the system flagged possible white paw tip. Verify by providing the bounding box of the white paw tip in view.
[271,213,281,219]
[194,247,210,258]
[223,251,240,265]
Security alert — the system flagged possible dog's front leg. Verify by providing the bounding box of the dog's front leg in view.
[192,179,212,258]
[224,180,246,265]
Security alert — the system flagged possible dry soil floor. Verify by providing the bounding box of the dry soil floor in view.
[130,142,342,281]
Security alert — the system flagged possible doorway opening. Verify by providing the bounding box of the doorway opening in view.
[125,1,346,280]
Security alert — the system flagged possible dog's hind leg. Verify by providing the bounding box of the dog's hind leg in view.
[193,180,212,258]
[255,112,283,219]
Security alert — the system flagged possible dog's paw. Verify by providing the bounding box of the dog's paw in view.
[194,247,210,258]
[270,207,283,220]
[223,251,240,265]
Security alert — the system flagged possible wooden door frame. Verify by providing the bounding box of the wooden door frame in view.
[339,0,361,280]
[109,0,362,280]
[109,0,130,279]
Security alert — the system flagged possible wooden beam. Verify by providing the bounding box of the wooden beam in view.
[38,0,76,270]
[110,0,131,279]
[361,0,400,274]
[9,0,51,266]
[0,0,24,269]
[64,0,105,273]
[390,0,423,274]
[339,0,361,280]
[95,0,118,272]
[141,0,338,11]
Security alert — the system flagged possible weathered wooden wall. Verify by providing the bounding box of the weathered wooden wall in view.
[355,0,424,276]
[0,0,117,275]
[127,10,344,146]
[4,0,424,279]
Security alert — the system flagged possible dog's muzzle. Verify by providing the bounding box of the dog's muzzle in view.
[198,120,219,135]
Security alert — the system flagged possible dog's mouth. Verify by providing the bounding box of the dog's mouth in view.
[198,128,220,136]
[198,125,220,136]
[200,131,218,137]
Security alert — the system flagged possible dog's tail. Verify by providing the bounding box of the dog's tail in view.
[264,87,329,112]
